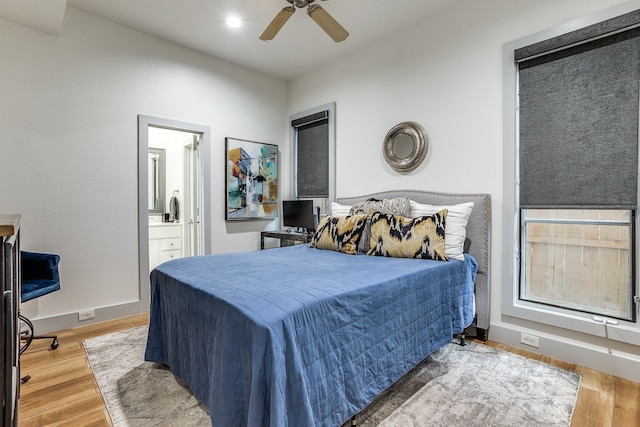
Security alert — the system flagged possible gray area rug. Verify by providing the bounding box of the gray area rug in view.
[83,326,581,427]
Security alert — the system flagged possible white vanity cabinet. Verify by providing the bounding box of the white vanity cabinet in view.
[149,224,182,271]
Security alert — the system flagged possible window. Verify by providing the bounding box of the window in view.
[521,209,634,321]
[289,103,336,212]
[506,8,640,336]
[292,110,329,198]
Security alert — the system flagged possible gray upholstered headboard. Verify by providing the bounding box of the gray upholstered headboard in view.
[338,190,491,340]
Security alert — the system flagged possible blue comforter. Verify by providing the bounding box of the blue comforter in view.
[144,244,477,427]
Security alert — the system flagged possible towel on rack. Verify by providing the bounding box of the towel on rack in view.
[169,195,179,222]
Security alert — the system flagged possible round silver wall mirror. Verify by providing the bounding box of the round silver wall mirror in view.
[383,121,428,172]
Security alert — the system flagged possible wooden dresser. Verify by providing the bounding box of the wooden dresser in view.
[1,214,20,426]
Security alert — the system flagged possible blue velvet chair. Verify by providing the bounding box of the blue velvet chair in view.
[20,251,61,356]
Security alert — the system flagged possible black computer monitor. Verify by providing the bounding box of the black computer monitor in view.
[282,200,316,232]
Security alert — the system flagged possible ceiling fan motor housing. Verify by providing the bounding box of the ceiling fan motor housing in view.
[288,0,314,8]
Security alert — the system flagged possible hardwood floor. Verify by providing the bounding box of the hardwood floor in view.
[17,314,640,426]
[18,314,149,427]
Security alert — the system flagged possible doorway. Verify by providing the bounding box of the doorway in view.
[137,115,211,310]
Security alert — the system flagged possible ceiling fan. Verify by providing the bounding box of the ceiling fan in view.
[260,0,349,43]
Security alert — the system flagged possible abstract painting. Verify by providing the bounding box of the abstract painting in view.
[225,137,278,220]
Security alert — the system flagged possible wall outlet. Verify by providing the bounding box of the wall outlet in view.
[78,309,95,321]
[520,332,539,348]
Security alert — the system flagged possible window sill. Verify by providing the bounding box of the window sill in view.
[503,300,640,347]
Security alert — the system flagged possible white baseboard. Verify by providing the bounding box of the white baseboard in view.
[490,323,640,384]
[24,301,146,336]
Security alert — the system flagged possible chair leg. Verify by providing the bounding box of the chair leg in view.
[19,313,34,355]
[19,313,59,354]
[19,313,59,384]
[23,334,59,350]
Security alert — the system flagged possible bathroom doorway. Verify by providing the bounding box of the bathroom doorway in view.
[138,115,211,310]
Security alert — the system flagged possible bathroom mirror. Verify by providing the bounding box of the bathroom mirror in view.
[148,148,166,214]
[383,121,428,172]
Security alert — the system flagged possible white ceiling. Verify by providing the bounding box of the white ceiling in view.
[1,0,464,81]
[0,0,66,35]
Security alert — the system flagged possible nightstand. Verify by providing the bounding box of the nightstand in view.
[260,231,313,250]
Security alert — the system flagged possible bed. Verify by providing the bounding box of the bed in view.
[144,190,491,427]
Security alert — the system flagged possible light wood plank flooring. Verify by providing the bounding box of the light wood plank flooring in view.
[17,314,640,426]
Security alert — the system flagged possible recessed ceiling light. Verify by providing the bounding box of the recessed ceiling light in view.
[226,16,242,28]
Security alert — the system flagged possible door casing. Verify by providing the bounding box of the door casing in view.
[137,115,211,311]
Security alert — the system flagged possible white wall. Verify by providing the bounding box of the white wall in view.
[0,7,287,328]
[287,0,639,381]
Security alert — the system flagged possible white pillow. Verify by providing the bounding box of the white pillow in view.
[410,200,474,261]
[330,202,352,216]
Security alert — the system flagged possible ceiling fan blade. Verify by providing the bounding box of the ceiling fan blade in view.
[307,4,349,43]
[259,6,295,41]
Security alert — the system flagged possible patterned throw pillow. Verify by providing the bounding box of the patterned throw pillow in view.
[310,214,368,255]
[409,201,474,261]
[348,197,411,253]
[366,210,448,261]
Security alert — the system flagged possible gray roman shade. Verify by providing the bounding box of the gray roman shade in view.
[293,111,329,198]
[517,16,640,210]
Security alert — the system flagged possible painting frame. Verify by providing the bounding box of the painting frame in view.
[225,137,279,221]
